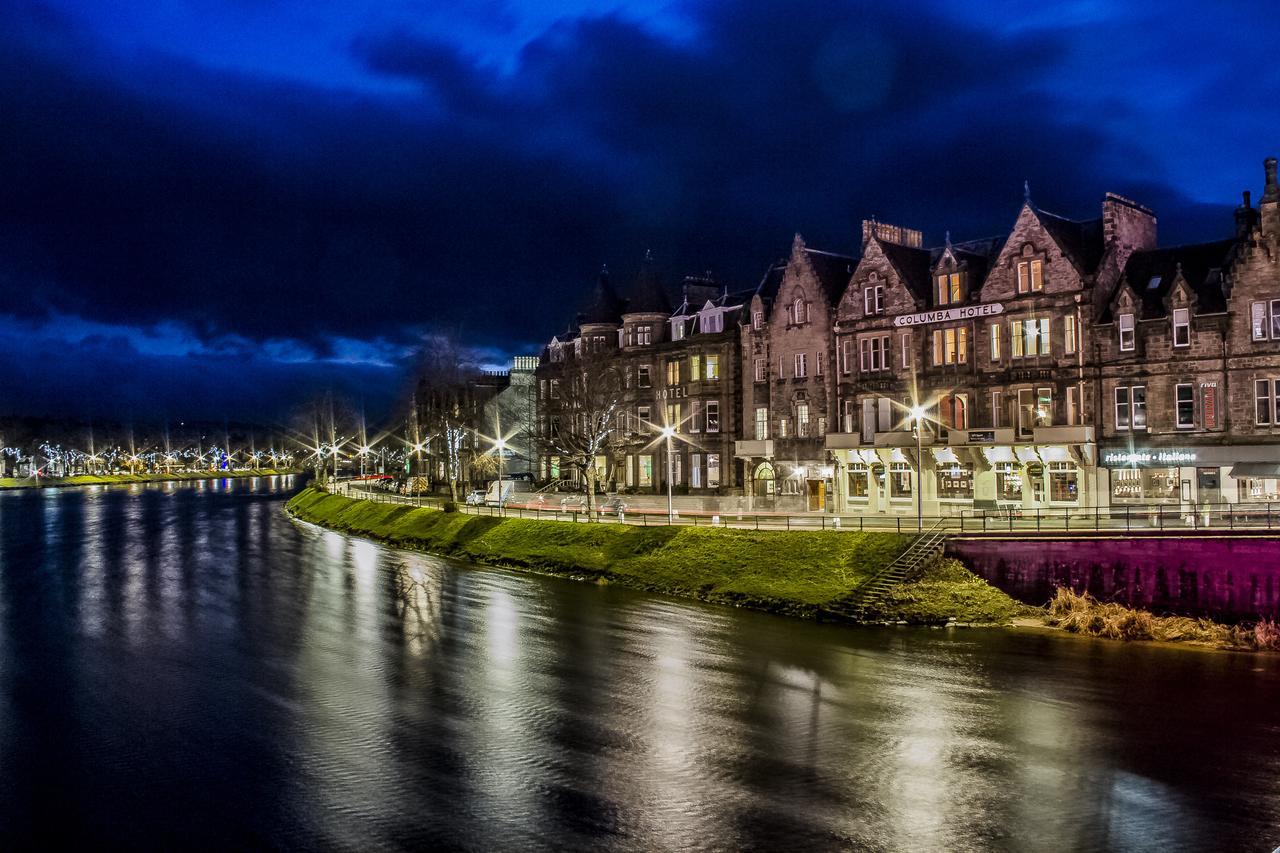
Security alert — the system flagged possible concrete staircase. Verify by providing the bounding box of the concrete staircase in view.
[828,522,949,620]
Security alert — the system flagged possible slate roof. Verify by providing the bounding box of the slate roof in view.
[624,252,671,314]
[1114,238,1237,319]
[577,267,624,325]
[1035,209,1106,275]
[876,239,933,303]
[802,248,857,304]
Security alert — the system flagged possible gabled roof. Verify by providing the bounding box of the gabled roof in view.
[624,251,671,315]
[578,267,623,325]
[1113,238,1237,319]
[802,247,858,304]
[1034,209,1105,275]
[876,239,933,303]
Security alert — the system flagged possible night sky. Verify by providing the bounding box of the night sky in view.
[3,0,1278,421]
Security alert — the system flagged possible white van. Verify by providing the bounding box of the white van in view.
[485,479,533,506]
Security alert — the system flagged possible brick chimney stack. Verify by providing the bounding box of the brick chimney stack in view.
[1235,190,1260,237]
[1101,192,1157,254]
[1260,157,1280,237]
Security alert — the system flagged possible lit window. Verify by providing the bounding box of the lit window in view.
[705,355,720,380]
[931,327,968,365]
[1016,258,1043,294]
[990,323,1001,361]
[707,453,721,487]
[690,355,701,381]
[901,333,910,368]
[1176,384,1195,429]
[1119,313,1135,351]
[795,403,810,437]
[936,272,962,305]
[1172,308,1190,348]
[1064,315,1078,354]
[666,359,680,386]
[754,407,769,440]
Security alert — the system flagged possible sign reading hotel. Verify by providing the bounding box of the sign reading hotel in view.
[893,303,1004,327]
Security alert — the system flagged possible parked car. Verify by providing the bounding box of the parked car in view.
[465,489,486,506]
[559,494,587,511]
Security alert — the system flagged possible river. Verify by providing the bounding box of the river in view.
[0,477,1276,851]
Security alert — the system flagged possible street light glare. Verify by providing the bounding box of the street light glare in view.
[659,425,676,439]
[909,405,926,422]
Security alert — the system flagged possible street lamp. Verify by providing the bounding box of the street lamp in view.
[909,404,926,532]
[659,425,676,524]
[494,437,506,514]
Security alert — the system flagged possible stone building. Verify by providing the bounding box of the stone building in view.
[536,256,746,498]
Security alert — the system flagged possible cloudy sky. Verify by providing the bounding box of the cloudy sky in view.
[2,0,1278,420]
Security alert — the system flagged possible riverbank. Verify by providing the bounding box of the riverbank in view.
[286,487,1024,623]
[0,469,297,490]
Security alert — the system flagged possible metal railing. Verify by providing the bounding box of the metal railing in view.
[326,481,1280,535]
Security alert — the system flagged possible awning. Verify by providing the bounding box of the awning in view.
[857,449,879,466]
[932,447,959,464]
[983,446,1017,464]
[1039,445,1071,463]
[1015,446,1042,464]
[1230,463,1280,478]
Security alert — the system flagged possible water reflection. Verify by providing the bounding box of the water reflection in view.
[0,476,1277,850]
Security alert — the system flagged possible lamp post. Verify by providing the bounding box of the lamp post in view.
[660,425,676,524]
[909,404,926,532]
[494,437,506,515]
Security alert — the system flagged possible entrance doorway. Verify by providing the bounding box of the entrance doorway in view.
[1197,467,1220,505]
[807,479,825,512]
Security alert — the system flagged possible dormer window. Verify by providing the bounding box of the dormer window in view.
[1172,308,1190,347]
[671,319,685,341]
[936,272,963,306]
[702,312,723,334]
[636,325,652,345]
[1118,313,1135,351]
[1016,248,1044,294]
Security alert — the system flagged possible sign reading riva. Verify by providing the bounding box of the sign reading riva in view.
[893,303,1004,327]
[1102,449,1198,467]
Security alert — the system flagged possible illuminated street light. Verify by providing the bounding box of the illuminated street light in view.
[909,404,927,532]
[659,424,676,524]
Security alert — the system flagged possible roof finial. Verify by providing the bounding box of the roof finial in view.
[1023,180,1031,204]
[945,229,952,250]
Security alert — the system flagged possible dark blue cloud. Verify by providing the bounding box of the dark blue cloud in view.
[1,0,1278,420]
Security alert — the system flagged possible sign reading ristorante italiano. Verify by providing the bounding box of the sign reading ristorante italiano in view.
[893,303,1004,327]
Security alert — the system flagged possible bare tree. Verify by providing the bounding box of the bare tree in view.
[540,350,624,518]
[413,335,473,503]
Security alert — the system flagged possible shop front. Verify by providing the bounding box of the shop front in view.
[1100,444,1280,508]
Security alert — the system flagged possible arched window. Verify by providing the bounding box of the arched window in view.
[793,297,805,324]
[938,393,968,430]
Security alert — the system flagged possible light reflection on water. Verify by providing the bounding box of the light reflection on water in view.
[0,477,1277,851]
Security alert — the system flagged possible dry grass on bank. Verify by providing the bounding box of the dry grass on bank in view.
[1046,588,1280,651]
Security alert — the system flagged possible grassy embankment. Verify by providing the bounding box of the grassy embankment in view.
[0,469,296,490]
[286,487,1023,623]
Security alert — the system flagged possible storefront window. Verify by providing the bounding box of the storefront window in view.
[848,465,869,499]
[1048,462,1078,503]
[996,462,1022,502]
[937,464,974,500]
[1110,467,1180,503]
[1241,477,1280,502]
[889,463,913,498]
[638,455,653,487]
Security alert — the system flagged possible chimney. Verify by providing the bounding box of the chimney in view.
[861,218,923,248]
[1101,192,1156,253]
[1235,190,1259,237]
[1261,157,1280,236]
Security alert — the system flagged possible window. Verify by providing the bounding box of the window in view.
[707,453,721,488]
[638,404,651,425]
[1017,388,1051,435]
[705,355,720,380]
[1064,315,1078,354]
[901,333,910,368]
[990,323,1001,361]
[1016,258,1043,293]
[549,379,560,398]
[1253,301,1268,341]
[1256,379,1275,425]
[815,353,823,376]
[860,336,889,372]
[841,339,853,374]
[671,321,685,341]
[691,454,702,489]
[864,284,885,315]
[1172,308,1190,348]
[1012,318,1051,358]
[937,463,974,500]
[754,358,767,382]
[689,400,702,432]
[1272,300,1280,340]
[931,327,968,365]
[1066,385,1078,425]
[777,417,789,438]
[754,407,769,440]
[706,401,720,433]
[1115,385,1146,430]
[1119,313,1135,352]
[792,297,806,325]
[638,455,653,487]
[939,393,968,430]
[794,352,808,377]
[638,365,651,388]
[702,313,723,334]
[795,403,810,437]
[848,464,869,499]
[752,311,763,330]
[689,355,701,381]
[936,272,962,305]
[1049,462,1078,503]
[666,359,681,386]
[1176,384,1195,428]
[636,325,652,345]
[996,462,1021,502]
[889,462,913,498]
[842,399,855,433]
[991,390,1003,428]
[779,354,786,377]
[665,402,682,431]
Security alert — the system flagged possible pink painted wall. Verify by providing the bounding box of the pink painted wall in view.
[947,536,1280,620]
